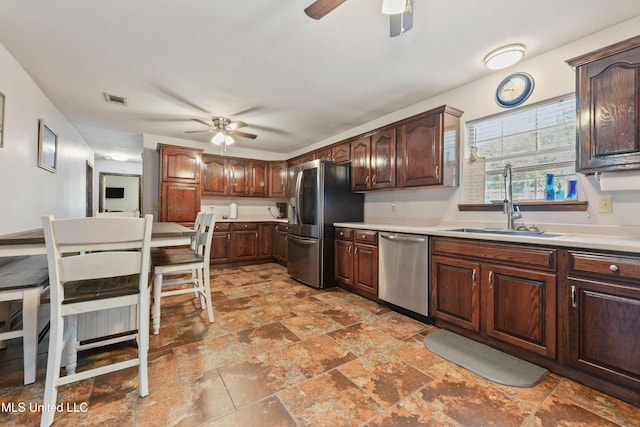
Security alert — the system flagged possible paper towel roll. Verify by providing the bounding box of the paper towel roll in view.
[229,202,238,219]
[598,170,640,191]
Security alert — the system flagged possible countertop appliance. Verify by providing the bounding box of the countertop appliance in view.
[288,160,364,288]
[379,232,429,316]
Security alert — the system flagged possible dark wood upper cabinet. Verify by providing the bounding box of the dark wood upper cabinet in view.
[351,136,372,191]
[370,129,396,189]
[228,158,249,196]
[315,148,332,161]
[202,154,229,196]
[567,35,640,173]
[398,105,462,188]
[268,162,287,198]
[249,160,268,197]
[158,144,202,223]
[331,141,351,164]
[159,144,202,184]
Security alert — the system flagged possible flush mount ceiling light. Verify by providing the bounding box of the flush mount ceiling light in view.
[107,153,128,162]
[484,44,526,70]
[382,0,406,14]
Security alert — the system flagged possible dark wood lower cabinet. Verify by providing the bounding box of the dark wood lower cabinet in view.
[210,221,287,267]
[431,237,557,358]
[334,228,378,301]
[275,225,288,265]
[353,242,378,296]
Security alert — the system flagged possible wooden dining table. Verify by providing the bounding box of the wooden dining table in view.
[0,221,195,257]
[0,221,195,382]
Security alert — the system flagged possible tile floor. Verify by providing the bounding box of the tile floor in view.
[1,263,639,426]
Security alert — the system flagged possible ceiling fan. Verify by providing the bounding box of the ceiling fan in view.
[185,117,257,148]
[304,0,414,37]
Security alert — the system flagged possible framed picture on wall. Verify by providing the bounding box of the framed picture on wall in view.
[0,91,5,148]
[37,118,57,173]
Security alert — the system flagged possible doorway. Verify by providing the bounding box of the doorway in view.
[98,172,141,215]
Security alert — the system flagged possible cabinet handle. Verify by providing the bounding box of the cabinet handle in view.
[355,247,359,256]
[472,269,477,287]
[372,174,376,185]
[571,285,577,308]
[365,175,370,187]
[435,165,440,180]
[255,232,258,238]
[488,270,494,289]
[227,234,230,242]
[348,246,351,256]
[609,264,619,272]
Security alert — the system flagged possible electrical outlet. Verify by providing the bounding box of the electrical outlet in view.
[598,196,613,213]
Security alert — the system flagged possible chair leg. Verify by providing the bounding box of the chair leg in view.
[40,314,63,427]
[22,288,40,384]
[138,290,149,397]
[63,315,78,375]
[200,268,214,323]
[0,301,10,350]
[152,273,162,335]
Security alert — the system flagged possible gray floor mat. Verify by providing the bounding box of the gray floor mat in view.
[423,329,549,388]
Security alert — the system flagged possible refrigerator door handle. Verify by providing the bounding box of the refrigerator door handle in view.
[295,171,303,225]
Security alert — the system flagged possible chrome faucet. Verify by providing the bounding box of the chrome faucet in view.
[503,163,522,230]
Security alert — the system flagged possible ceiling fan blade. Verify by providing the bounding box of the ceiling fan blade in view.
[227,120,248,131]
[304,0,347,19]
[390,0,413,37]
[184,129,213,134]
[191,118,214,128]
[231,130,258,140]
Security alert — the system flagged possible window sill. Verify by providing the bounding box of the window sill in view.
[458,200,588,212]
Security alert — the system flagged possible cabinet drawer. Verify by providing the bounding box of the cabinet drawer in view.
[214,222,231,232]
[355,230,378,245]
[276,223,289,233]
[335,227,353,241]
[568,251,640,282]
[233,222,258,231]
[431,237,556,271]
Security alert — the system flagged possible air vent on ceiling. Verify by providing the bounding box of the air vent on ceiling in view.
[103,92,127,106]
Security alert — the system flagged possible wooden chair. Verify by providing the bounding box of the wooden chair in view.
[0,255,49,384]
[40,215,153,427]
[151,213,215,335]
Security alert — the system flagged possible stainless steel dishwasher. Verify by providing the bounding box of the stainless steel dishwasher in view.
[379,232,429,316]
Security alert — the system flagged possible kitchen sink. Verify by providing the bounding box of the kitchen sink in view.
[445,228,563,238]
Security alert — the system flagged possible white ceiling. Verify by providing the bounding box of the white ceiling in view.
[1,1,640,161]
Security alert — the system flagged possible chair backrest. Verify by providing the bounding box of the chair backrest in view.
[195,213,216,260]
[191,211,207,250]
[95,211,138,217]
[42,215,153,308]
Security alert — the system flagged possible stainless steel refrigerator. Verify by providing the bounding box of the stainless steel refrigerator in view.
[288,160,364,288]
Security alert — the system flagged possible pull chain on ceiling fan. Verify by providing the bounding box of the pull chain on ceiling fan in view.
[304,0,414,37]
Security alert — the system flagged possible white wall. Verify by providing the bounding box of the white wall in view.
[0,42,93,235]
[294,16,640,231]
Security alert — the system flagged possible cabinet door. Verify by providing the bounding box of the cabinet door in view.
[268,162,287,197]
[159,182,200,224]
[299,153,315,164]
[334,239,354,285]
[232,230,259,262]
[276,230,288,264]
[331,141,351,164]
[229,159,249,196]
[160,146,202,184]
[202,155,229,196]
[250,161,268,197]
[431,255,481,333]
[370,129,396,189]
[351,136,371,191]
[211,232,231,264]
[353,243,378,296]
[398,114,442,187]
[565,277,640,390]
[485,264,557,358]
[575,44,640,172]
[315,148,332,161]
[258,223,274,259]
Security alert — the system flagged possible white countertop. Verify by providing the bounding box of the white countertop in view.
[217,216,288,223]
[334,221,640,254]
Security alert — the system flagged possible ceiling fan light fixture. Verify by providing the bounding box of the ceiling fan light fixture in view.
[211,131,225,145]
[382,0,406,15]
[225,134,235,145]
[484,44,526,70]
